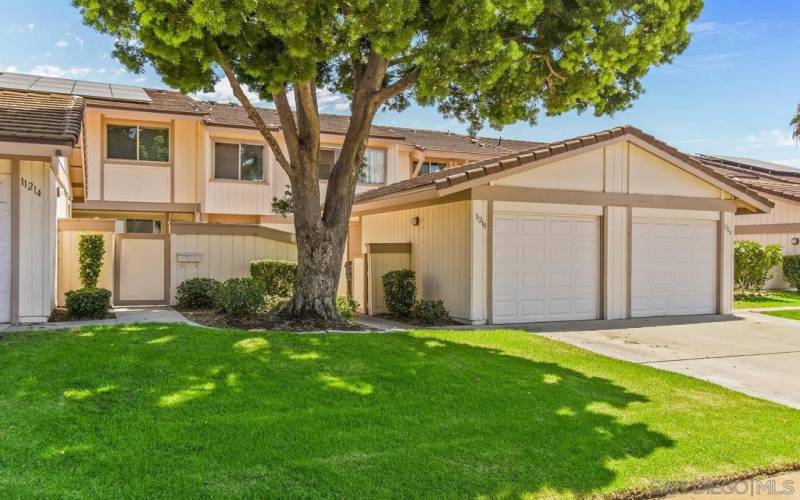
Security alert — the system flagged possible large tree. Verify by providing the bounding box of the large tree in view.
[74,0,702,321]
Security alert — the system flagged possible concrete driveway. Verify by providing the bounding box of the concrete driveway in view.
[527,312,800,409]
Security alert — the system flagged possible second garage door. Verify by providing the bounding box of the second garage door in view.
[493,213,600,324]
[631,218,717,317]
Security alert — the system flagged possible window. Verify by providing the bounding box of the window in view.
[319,148,385,184]
[319,148,338,180]
[106,124,169,162]
[418,161,447,176]
[359,149,386,184]
[214,142,265,181]
[124,219,162,234]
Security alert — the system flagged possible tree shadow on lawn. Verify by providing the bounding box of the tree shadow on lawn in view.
[1,325,675,498]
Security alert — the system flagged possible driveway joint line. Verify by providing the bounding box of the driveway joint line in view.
[641,349,800,364]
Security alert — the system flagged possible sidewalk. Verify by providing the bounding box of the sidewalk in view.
[2,306,192,333]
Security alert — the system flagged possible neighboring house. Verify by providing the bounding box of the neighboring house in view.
[348,127,772,324]
[696,154,800,289]
[0,89,80,323]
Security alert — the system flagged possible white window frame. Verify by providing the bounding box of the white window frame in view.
[211,140,268,184]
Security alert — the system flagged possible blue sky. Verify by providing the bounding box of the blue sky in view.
[2,0,800,165]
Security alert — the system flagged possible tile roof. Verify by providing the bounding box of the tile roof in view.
[0,89,85,146]
[695,155,800,203]
[84,88,205,115]
[377,126,544,155]
[203,102,543,152]
[203,103,405,139]
[354,125,773,211]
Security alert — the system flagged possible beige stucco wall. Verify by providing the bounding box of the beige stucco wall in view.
[360,200,472,321]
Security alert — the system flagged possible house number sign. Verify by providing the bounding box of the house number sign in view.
[475,213,487,229]
[20,178,42,197]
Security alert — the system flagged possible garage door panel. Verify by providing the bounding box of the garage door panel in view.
[632,218,716,318]
[493,213,600,324]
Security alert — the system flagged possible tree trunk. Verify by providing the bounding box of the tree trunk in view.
[281,221,348,320]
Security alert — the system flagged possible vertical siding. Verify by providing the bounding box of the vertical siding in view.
[173,120,198,203]
[603,141,628,193]
[361,201,472,321]
[367,252,411,314]
[469,200,488,323]
[57,230,115,306]
[84,111,102,200]
[18,160,56,320]
[736,197,800,226]
[170,233,297,303]
[604,206,629,319]
[720,211,734,313]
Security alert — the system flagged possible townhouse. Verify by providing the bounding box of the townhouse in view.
[0,72,778,325]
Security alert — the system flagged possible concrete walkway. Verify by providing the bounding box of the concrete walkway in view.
[2,306,191,333]
[525,312,800,409]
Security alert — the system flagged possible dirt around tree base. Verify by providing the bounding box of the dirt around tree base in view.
[177,308,373,332]
[49,307,116,322]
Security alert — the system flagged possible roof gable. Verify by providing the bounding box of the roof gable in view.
[354,126,773,213]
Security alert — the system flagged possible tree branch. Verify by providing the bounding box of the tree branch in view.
[272,88,300,166]
[374,68,419,104]
[211,44,293,175]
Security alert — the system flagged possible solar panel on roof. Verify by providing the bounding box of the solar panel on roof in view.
[0,72,152,103]
[109,84,151,102]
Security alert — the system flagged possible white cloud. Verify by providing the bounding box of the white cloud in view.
[687,21,755,38]
[743,129,796,149]
[55,40,69,48]
[26,23,35,31]
[3,64,94,78]
[74,36,84,50]
[191,78,263,104]
[687,22,718,34]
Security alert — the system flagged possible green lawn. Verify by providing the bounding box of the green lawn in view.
[1,325,799,499]
[734,290,800,309]
[762,309,800,321]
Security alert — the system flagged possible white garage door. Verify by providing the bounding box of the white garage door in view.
[0,174,10,323]
[493,213,600,324]
[631,218,717,317]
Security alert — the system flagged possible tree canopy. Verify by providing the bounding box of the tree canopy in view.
[75,0,701,133]
[74,0,703,321]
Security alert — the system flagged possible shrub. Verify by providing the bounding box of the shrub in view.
[336,297,359,321]
[65,288,112,319]
[176,277,220,308]
[213,277,265,318]
[411,300,449,325]
[250,259,297,296]
[783,255,800,292]
[734,241,783,293]
[78,234,105,289]
[382,269,416,317]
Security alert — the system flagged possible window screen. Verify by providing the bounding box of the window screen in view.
[359,149,386,184]
[214,143,240,179]
[139,127,169,162]
[319,149,338,180]
[125,219,161,234]
[240,144,264,181]
[106,125,137,160]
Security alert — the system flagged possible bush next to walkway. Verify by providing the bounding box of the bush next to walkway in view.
[783,255,800,292]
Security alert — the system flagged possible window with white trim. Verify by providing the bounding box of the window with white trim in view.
[107,124,169,162]
[214,142,265,181]
[319,147,386,184]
